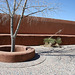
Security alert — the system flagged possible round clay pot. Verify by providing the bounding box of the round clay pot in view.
[0,45,35,63]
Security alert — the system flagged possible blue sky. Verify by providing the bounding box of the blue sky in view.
[0,0,75,21]
[49,0,75,21]
[27,0,75,21]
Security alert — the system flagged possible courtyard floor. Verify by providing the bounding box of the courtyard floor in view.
[0,45,75,75]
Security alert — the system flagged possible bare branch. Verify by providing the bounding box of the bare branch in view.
[12,0,16,15]
[25,5,47,9]
[14,0,28,37]
[15,0,22,11]
[25,8,47,17]
[0,9,8,14]
[0,6,8,11]
[50,29,63,39]
[5,0,11,16]
[25,7,56,17]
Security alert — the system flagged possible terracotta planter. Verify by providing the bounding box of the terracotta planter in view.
[0,45,35,63]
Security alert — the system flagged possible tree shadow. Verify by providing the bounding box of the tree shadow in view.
[38,49,75,57]
[45,54,75,56]
[40,48,74,53]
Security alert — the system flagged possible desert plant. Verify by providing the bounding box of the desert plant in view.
[43,37,56,46]
[49,38,56,44]
[0,0,59,52]
[56,37,62,44]
[48,38,56,46]
[43,29,62,47]
[43,37,62,47]
[43,38,49,45]
[55,37,62,47]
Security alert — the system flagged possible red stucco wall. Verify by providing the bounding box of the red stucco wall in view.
[0,13,75,35]
[0,13,75,45]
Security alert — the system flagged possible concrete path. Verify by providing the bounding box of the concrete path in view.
[0,45,75,75]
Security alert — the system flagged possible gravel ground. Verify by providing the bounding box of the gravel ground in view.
[0,45,75,75]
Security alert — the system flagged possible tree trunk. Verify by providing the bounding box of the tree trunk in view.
[11,36,15,52]
[10,16,15,52]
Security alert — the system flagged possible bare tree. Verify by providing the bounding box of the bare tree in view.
[0,0,59,52]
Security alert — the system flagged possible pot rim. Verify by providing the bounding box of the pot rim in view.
[0,45,35,54]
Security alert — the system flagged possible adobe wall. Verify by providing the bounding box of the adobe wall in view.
[0,13,75,45]
[0,13,75,35]
[0,34,75,45]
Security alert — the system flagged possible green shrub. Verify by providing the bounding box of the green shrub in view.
[43,38,49,43]
[56,37,62,44]
[43,37,62,47]
[48,38,56,44]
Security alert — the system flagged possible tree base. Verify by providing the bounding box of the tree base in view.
[0,45,35,63]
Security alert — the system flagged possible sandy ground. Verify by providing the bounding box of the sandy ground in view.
[0,45,75,75]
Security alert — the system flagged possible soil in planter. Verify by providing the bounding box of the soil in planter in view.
[0,46,26,52]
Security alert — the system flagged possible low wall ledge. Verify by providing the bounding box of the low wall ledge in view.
[0,34,75,37]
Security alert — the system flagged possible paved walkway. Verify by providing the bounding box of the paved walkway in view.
[0,45,75,75]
